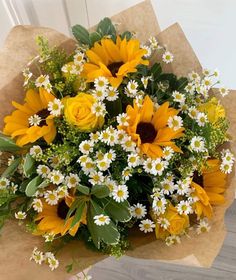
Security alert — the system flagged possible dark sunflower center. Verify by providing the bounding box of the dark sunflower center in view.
[107,62,123,77]
[193,171,204,186]
[136,122,157,144]
[37,108,50,127]
[57,200,70,220]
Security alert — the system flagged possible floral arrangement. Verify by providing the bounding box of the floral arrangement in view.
[0,16,234,273]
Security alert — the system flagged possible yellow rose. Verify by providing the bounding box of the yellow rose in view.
[198,97,225,124]
[167,205,189,235]
[64,93,104,131]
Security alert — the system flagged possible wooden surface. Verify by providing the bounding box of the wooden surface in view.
[88,202,236,280]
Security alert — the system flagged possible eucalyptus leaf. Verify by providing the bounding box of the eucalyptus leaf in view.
[96,17,116,38]
[77,184,90,195]
[23,154,36,177]
[0,134,22,152]
[1,157,21,178]
[89,32,102,46]
[102,198,131,222]
[70,200,86,228]
[72,24,90,45]
[121,31,132,40]
[91,185,110,198]
[25,176,43,197]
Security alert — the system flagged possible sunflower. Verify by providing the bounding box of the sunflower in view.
[82,36,148,88]
[35,196,87,236]
[119,95,184,159]
[3,88,57,146]
[191,159,227,218]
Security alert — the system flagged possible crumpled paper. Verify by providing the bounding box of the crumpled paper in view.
[0,1,235,279]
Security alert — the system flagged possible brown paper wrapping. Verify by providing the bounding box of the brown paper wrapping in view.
[0,1,235,279]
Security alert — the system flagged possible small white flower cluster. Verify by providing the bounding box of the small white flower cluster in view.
[22,67,33,86]
[143,157,169,176]
[220,149,235,174]
[35,74,52,92]
[48,98,64,117]
[30,248,59,271]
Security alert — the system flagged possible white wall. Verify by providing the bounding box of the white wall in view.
[0,0,235,89]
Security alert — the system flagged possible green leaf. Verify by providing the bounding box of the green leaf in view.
[0,133,22,152]
[72,25,90,45]
[23,154,36,177]
[70,200,86,228]
[91,185,110,198]
[177,77,188,91]
[106,98,122,118]
[121,31,132,40]
[19,178,32,192]
[1,157,21,178]
[25,176,43,197]
[65,197,84,220]
[151,63,162,79]
[89,32,102,46]
[96,17,116,38]
[77,184,90,195]
[87,200,120,248]
[102,198,131,222]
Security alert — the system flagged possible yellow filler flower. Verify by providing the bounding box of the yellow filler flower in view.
[83,36,148,88]
[3,88,57,146]
[119,95,184,159]
[35,196,87,236]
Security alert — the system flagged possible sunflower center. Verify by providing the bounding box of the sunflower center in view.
[107,62,123,77]
[36,108,50,127]
[193,171,203,186]
[136,122,157,143]
[57,200,70,220]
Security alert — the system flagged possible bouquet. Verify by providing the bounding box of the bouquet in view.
[0,1,235,279]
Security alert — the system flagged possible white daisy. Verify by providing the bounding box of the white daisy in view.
[151,159,168,176]
[43,233,55,242]
[44,190,59,205]
[188,106,199,119]
[94,214,111,226]
[202,77,212,89]
[176,179,191,196]
[92,89,108,101]
[48,99,64,116]
[79,140,94,154]
[30,247,44,265]
[162,51,174,64]
[73,51,85,65]
[143,158,154,174]
[130,203,147,219]
[35,74,50,88]
[219,86,229,97]
[28,114,42,126]
[89,171,105,186]
[139,219,155,233]
[117,113,130,126]
[32,198,43,213]
[121,136,136,152]
[188,71,200,81]
[142,45,152,57]
[161,179,175,195]
[185,82,195,94]
[172,91,185,103]
[106,87,119,101]
[89,132,100,143]
[37,165,50,178]
[57,185,69,198]
[46,254,59,271]
[65,173,80,188]
[91,101,106,117]
[105,149,116,162]
[202,68,210,76]
[97,159,111,171]
[112,185,129,202]
[196,112,208,127]
[221,149,235,164]
[81,158,95,175]
[157,217,170,230]
[15,211,27,220]
[152,197,167,214]
[162,146,174,160]
[165,235,181,246]
[29,145,43,158]
[104,177,118,194]
[176,200,193,215]
[126,80,138,96]
[48,170,64,185]
[0,177,10,190]
[167,116,183,131]
[127,153,141,168]
[196,219,211,234]
[122,167,133,181]
[220,161,233,174]
[190,136,206,152]
[94,77,109,91]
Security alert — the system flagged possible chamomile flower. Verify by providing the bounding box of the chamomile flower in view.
[0,177,10,189]
[44,190,59,205]
[46,254,59,271]
[48,170,64,185]
[94,214,111,226]
[73,51,84,65]
[43,233,55,242]
[143,158,154,174]
[94,77,109,91]
[65,173,80,188]
[32,198,43,213]
[29,145,42,158]
[105,149,116,162]
[167,116,183,131]
[149,36,159,49]
[89,131,100,143]
[106,86,119,101]
[185,82,195,94]
[81,158,95,175]
[221,149,235,164]
[165,235,181,246]
[30,247,44,265]
[202,68,210,76]
[188,71,200,81]
[162,51,174,64]
[176,200,193,215]
[104,177,118,193]
[213,69,220,78]
[188,107,199,119]
[127,153,141,168]
[196,112,208,127]
[220,161,233,174]
[117,113,130,126]
[28,114,42,126]
[141,76,150,89]
[219,86,229,97]
[97,159,111,171]
[91,101,106,117]
[130,203,147,219]
[48,99,64,116]
[176,179,191,195]
[172,91,185,103]
[57,185,69,198]
[37,165,50,178]
[89,171,105,185]
[157,217,170,230]
[15,211,27,220]
[163,146,174,160]
[196,219,211,234]
[35,74,50,88]
[7,155,15,166]
[112,185,129,202]
[79,140,94,154]
[126,80,138,96]
[152,197,167,214]
[142,45,152,57]
[122,167,133,181]
[92,89,107,101]
[121,136,136,152]
[151,159,168,176]
[23,68,33,86]
[202,77,212,89]
[139,219,155,233]
[161,179,175,195]
[190,136,206,152]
